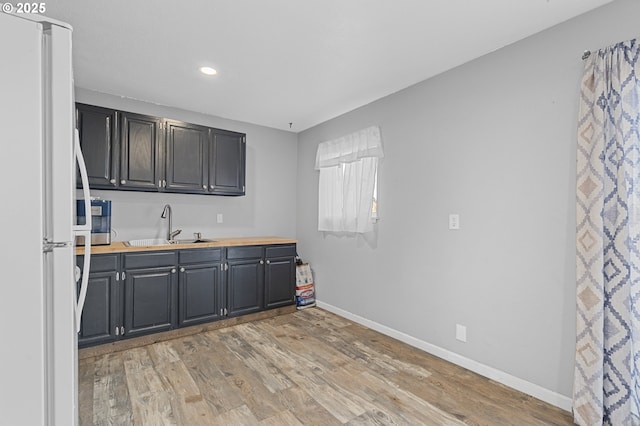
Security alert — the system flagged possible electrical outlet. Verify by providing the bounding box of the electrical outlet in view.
[449,214,460,230]
[217,213,223,224]
[456,324,467,342]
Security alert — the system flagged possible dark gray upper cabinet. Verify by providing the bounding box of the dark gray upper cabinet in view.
[76,103,118,189]
[165,120,208,193]
[76,103,246,196]
[119,111,163,191]
[209,129,246,196]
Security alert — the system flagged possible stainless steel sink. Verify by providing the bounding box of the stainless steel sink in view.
[123,238,217,247]
[123,238,170,247]
[168,238,217,245]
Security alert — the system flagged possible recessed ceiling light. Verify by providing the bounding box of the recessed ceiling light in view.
[200,66,217,76]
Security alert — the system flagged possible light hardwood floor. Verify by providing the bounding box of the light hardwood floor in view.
[79,308,575,425]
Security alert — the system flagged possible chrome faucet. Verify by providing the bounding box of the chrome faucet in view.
[161,204,182,242]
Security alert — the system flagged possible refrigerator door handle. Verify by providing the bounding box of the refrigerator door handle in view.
[42,239,72,252]
[73,129,92,331]
[73,129,91,234]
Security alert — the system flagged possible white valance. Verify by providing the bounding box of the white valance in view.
[315,126,383,169]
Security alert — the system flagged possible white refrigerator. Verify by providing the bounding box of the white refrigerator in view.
[0,11,92,426]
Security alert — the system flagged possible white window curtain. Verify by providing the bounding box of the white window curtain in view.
[315,126,384,234]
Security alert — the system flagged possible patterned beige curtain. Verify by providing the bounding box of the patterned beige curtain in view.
[574,39,640,425]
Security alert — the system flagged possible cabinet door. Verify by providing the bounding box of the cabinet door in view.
[123,265,177,338]
[209,129,245,195]
[264,245,296,309]
[165,120,208,193]
[178,263,222,326]
[120,111,163,191]
[264,257,296,309]
[76,103,118,189]
[227,259,264,317]
[76,254,120,347]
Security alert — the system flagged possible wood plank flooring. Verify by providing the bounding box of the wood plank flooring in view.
[79,308,575,425]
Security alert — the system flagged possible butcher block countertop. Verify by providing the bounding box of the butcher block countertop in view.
[76,236,297,255]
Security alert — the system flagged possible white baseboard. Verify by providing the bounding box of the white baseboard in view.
[316,300,573,412]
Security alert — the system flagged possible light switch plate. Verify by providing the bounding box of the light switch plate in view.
[217,213,223,224]
[449,214,460,230]
[456,324,467,342]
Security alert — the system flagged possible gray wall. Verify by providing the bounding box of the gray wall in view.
[76,88,298,241]
[296,0,640,400]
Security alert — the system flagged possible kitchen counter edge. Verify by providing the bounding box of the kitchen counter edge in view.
[76,236,298,255]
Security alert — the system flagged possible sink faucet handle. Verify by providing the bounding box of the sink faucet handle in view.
[194,232,202,240]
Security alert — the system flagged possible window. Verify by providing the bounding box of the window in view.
[315,126,384,234]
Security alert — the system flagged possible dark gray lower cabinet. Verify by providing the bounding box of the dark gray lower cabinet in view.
[77,254,120,348]
[264,245,296,309]
[227,246,264,317]
[77,244,296,348]
[123,251,177,338]
[178,248,223,326]
[227,244,297,315]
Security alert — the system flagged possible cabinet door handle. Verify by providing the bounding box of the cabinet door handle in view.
[266,260,271,264]
[202,185,207,189]
[121,179,126,185]
[163,180,167,188]
[180,267,185,272]
[171,268,176,274]
[121,326,124,335]
[260,260,264,264]
[110,179,116,185]
[210,185,214,190]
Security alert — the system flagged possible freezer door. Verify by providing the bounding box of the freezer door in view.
[0,12,48,426]
[0,12,80,425]
[43,21,80,426]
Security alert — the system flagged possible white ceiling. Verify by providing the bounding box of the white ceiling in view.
[44,0,612,132]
